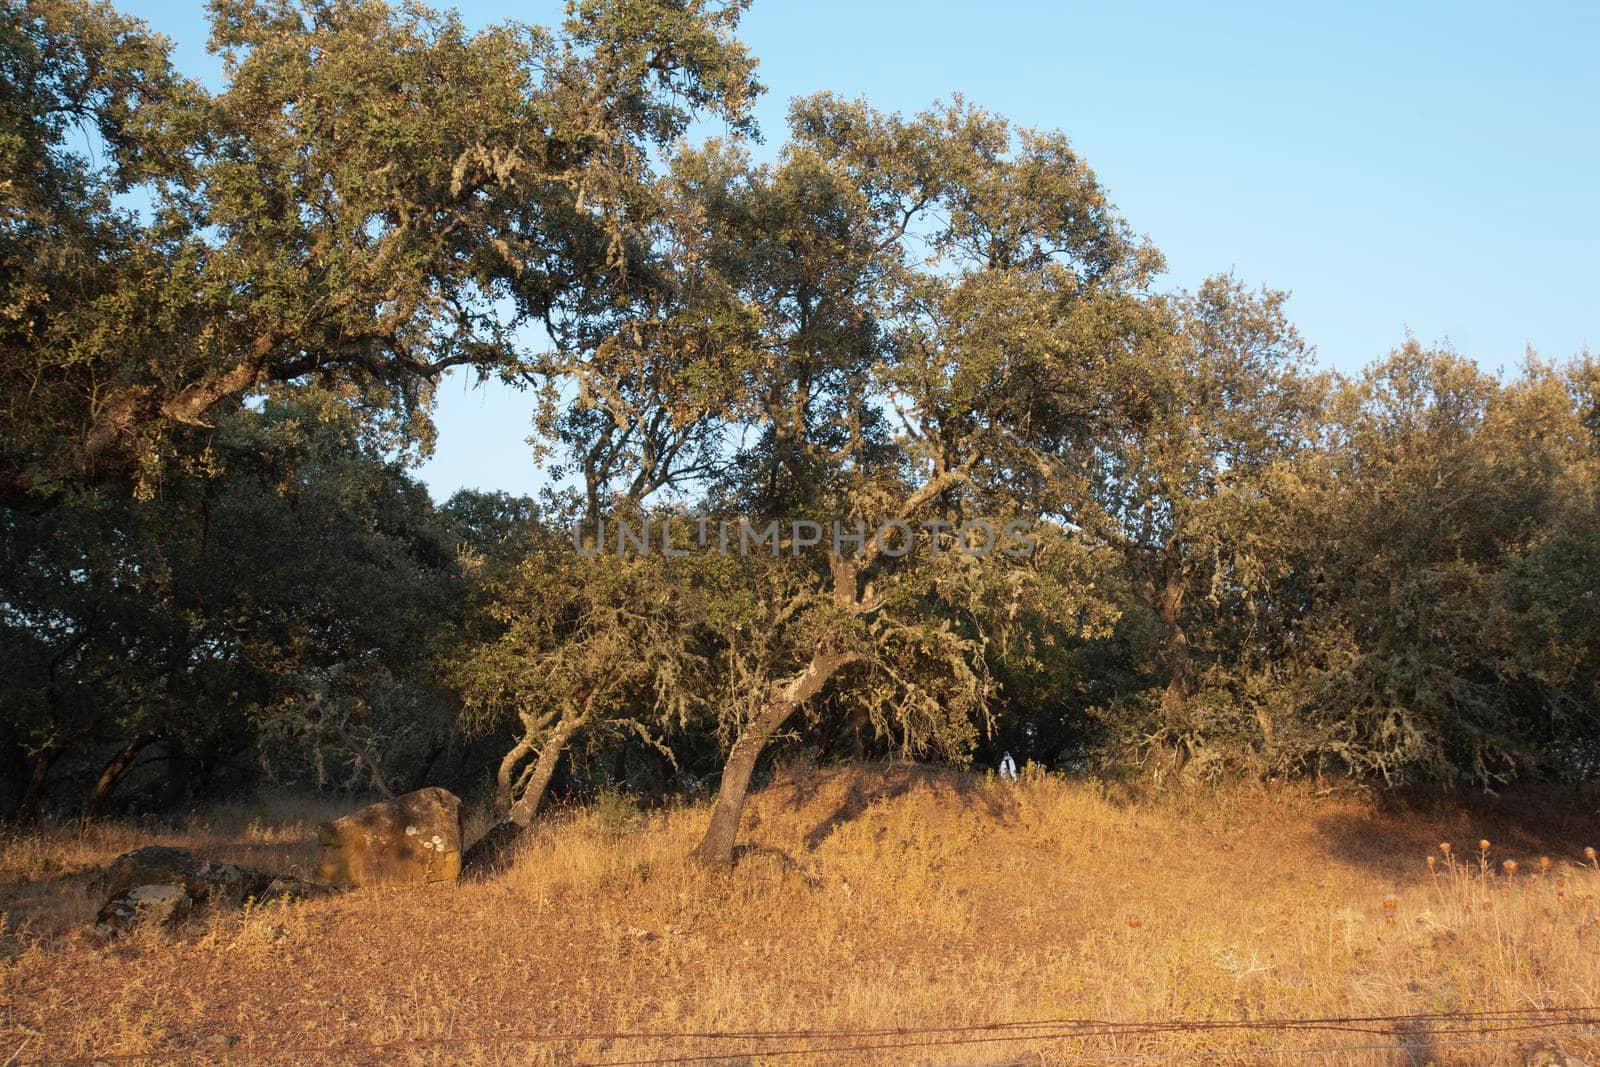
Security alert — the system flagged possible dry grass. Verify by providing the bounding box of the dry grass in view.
[2,765,1598,1065]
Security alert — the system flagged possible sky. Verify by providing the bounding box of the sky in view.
[116,0,1600,501]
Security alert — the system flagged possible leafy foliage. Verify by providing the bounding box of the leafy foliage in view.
[2,0,1597,830]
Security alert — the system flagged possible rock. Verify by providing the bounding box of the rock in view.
[1524,1044,1589,1067]
[316,787,462,886]
[87,846,345,941]
[93,883,193,940]
[256,874,341,904]
[94,846,270,906]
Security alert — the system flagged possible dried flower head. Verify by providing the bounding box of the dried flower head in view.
[1586,846,1597,862]
[1479,839,1492,853]
[1439,843,1452,856]
[1383,896,1398,912]
[1540,856,1553,873]
[1427,856,1437,869]
[1127,915,1143,929]
[1502,860,1518,875]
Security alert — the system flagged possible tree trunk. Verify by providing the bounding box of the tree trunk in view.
[411,738,449,793]
[462,716,580,877]
[688,704,788,869]
[0,738,23,818]
[1154,576,1192,723]
[689,651,859,869]
[1149,571,1194,783]
[82,736,153,826]
[507,719,576,830]
[157,742,193,810]
[493,737,535,814]
[15,746,56,824]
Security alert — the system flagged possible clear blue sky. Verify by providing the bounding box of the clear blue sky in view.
[118,0,1599,501]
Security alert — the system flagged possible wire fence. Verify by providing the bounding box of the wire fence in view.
[940,1027,1600,1066]
[14,1004,1599,1066]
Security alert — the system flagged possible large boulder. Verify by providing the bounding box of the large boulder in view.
[316,787,462,886]
[94,883,193,940]
[93,846,270,905]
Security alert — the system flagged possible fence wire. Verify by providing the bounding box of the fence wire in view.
[16,1005,1599,1065]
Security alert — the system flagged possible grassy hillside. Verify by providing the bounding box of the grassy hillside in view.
[3,766,1598,1064]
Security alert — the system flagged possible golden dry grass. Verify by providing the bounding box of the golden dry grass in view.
[2,765,1598,1065]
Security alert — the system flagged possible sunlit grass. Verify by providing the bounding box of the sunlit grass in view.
[2,767,1597,1064]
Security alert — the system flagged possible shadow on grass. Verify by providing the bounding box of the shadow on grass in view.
[1312,782,1600,881]
[772,761,1015,851]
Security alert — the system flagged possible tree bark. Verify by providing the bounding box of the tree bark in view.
[411,738,449,793]
[1153,575,1192,723]
[689,651,860,868]
[15,746,57,824]
[507,718,578,830]
[157,742,193,810]
[0,735,27,818]
[1143,563,1195,785]
[82,736,153,826]
[493,737,535,814]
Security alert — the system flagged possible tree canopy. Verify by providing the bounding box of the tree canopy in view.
[2,0,1595,853]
